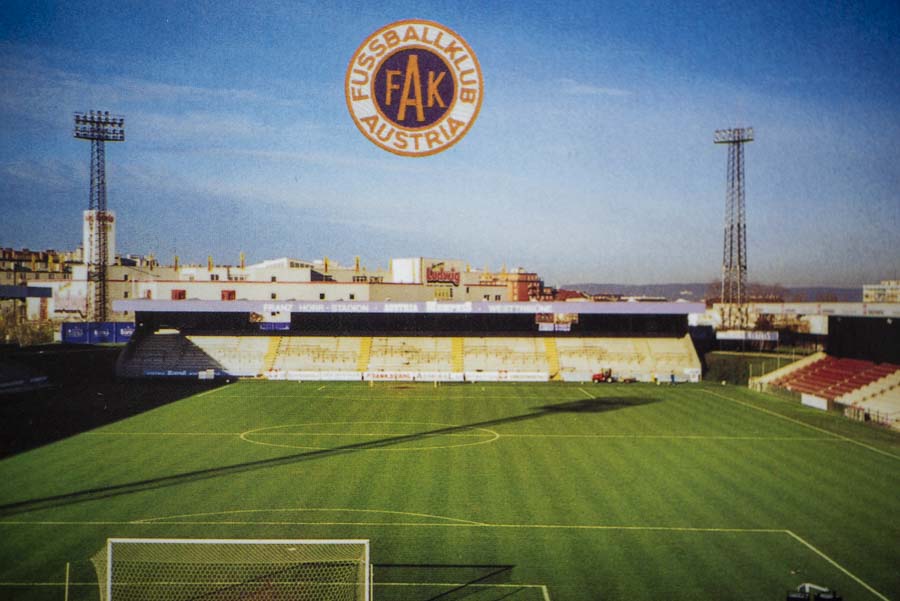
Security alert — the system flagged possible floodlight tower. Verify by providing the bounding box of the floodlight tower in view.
[74,111,125,322]
[714,127,753,331]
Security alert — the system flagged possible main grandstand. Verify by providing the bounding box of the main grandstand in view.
[114,299,705,383]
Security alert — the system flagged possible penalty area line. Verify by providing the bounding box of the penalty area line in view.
[376,581,547,589]
[377,581,552,600]
[785,530,891,601]
[0,519,884,600]
[0,581,553,598]
[0,519,783,534]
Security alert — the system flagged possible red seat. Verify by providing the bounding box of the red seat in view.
[779,356,897,401]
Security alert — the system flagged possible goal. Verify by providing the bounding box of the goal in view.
[91,538,371,601]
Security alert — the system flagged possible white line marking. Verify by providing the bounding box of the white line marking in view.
[578,388,594,399]
[0,583,91,587]
[239,421,501,452]
[0,581,551,594]
[191,386,232,399]
[701,389,900,461]
[85,432,496,438]
[133,508,487,526]
[0,519,782,533]
[248,432,494,438]
[785,530,891,601]
[82,428,839,443]
[376,582,544,588]
[81,432,837,442]
[0,520,881,601]
[84,432,239,436]
[497,434,838,441]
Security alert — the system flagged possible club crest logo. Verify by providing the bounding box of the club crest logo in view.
[345,19,483,157]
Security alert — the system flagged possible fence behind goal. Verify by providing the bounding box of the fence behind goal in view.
[91,538,371,601]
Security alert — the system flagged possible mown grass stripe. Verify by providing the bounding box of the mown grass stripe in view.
[0,518,804,532]
[1,382,896,600]
[701,389,900,461]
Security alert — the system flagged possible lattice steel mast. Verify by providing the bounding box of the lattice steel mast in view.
[714,127,753,331]
[74,111,125,322]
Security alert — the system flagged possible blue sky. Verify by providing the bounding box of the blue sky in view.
[1,0,898,287]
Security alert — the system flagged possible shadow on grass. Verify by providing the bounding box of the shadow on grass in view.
[537,396,658,413]
[375,564,515,601]
[0,345,224,458]
[0,387,650,518]
[68,561,521,601]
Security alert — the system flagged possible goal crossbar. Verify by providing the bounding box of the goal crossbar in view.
[92,538,371,601]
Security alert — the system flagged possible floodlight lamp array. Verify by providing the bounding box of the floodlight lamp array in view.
[74,111,125,141]
[713,127,754,144]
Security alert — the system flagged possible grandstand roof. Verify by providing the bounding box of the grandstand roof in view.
[115,299,706,315]
[750,302,900,318]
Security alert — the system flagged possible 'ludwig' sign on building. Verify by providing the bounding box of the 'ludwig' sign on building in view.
[426,266,461,286]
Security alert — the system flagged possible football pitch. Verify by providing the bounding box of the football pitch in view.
[1,381,897,600]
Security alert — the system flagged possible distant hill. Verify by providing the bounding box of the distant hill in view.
[563,283,862,303]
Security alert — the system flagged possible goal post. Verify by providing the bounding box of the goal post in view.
[91,538,371,601]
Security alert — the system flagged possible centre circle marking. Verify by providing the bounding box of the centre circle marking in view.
[239,421,499,451]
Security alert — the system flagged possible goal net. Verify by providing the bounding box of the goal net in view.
[91,538,371,601]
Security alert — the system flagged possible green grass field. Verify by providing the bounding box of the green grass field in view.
[1,381,898,600]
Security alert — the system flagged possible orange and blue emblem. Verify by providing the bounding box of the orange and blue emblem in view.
[345,19,483,157]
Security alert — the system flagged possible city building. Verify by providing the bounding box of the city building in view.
[863,280,900,303]
[478,267,553,301]
[12,249,526,323]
